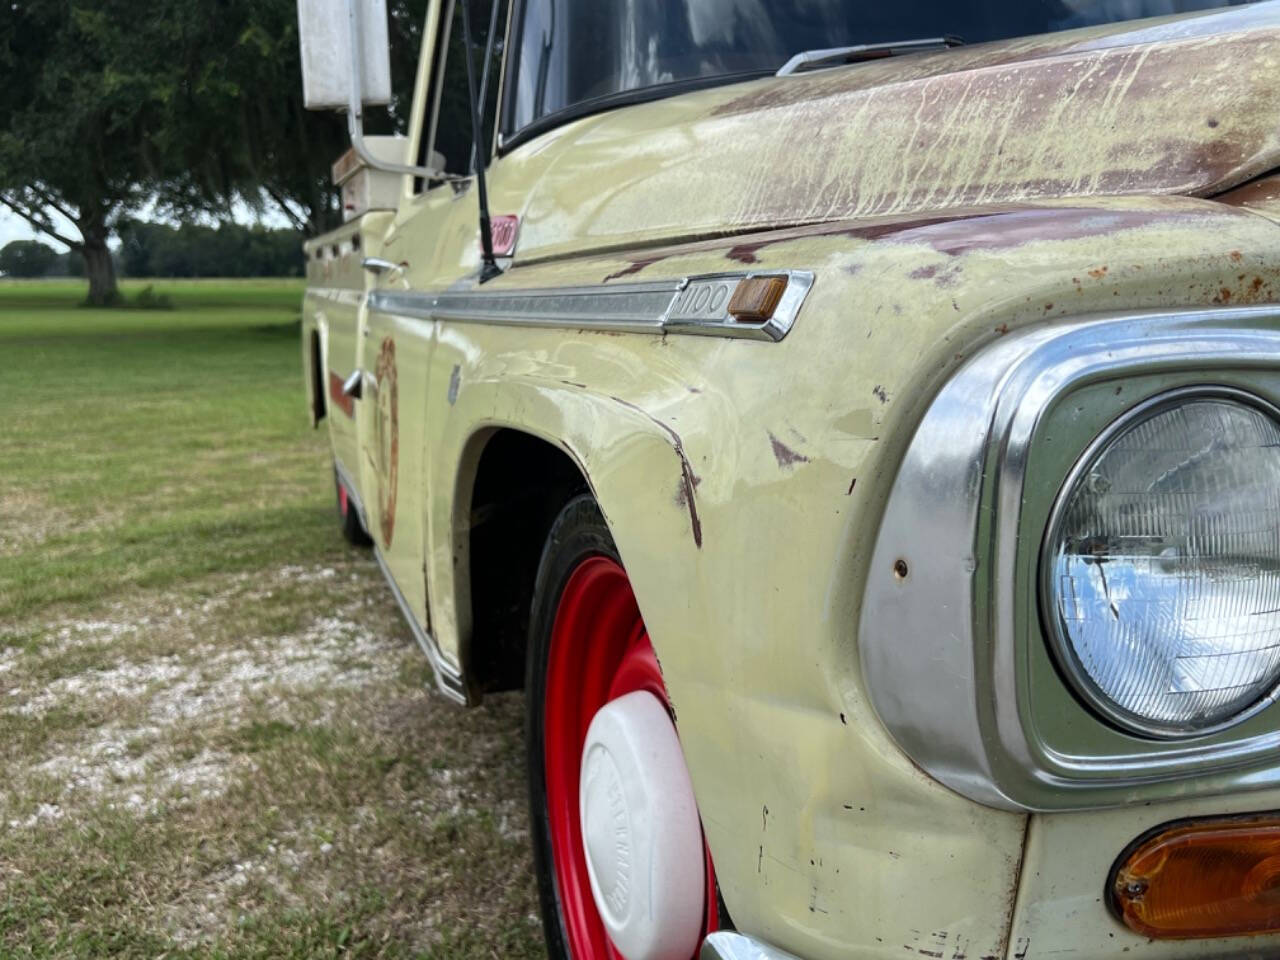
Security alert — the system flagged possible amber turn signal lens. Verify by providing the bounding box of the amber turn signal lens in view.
[727,275,787,322]
[1112,815,1280,939]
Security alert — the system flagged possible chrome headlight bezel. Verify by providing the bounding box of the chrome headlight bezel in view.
[1038,386,1280,741]
[858,306,1280,812]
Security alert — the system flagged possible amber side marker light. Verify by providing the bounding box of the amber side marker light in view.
[1111,814,1280,940]
[727,275,787,323]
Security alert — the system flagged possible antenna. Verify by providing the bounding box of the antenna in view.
[468,0,501,176]
[459,0,502,283]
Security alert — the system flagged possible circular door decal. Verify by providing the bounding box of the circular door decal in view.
[374,336,399,546]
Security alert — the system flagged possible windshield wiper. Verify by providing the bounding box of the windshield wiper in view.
[776,36,964,77]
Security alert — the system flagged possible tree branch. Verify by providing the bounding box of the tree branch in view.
[0,194,83,251]
[262,184,310,233]
[25,184,79,227]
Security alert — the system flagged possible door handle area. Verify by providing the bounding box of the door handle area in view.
[362,257,402,277]
[341,370,363,400]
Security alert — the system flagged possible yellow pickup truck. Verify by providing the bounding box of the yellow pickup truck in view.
[297,1,1280,957]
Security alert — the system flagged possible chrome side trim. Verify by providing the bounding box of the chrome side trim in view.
[368,270,814,342]
[307,286,364,307]
[859,306,1280,812]
[700,932,804,960]
[372,546,468,705]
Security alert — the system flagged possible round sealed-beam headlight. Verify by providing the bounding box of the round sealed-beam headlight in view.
[1042,390,1280,738]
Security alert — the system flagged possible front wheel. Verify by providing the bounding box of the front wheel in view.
[526,495,720,960]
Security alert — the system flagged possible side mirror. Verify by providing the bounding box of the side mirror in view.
[297,0,392,111]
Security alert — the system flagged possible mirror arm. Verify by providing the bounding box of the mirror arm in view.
[343,0,466,183]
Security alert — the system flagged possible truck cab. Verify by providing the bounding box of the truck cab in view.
[298,2,1280,958]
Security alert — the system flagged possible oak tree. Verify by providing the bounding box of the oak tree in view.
[0,0,426,305]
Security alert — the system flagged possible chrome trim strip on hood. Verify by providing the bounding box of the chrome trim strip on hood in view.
[369,270,814,342]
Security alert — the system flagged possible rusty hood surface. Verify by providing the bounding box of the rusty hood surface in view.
[511,2,1280,262]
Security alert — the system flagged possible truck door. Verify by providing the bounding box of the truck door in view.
[358,272,437,628]
[356,0,508,648]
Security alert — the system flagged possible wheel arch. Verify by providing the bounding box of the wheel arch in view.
[433,377,706,704]
[455,426,587,697]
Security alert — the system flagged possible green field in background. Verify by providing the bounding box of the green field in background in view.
[0,278,342,617]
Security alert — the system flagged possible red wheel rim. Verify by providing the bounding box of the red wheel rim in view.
[544,555,718,959]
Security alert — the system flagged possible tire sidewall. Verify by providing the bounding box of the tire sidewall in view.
[525,494,618,960]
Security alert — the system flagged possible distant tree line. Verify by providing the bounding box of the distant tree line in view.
[118,221,304,278]
[0,221,304,279]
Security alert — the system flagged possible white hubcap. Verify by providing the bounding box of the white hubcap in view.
[579,690,705,960]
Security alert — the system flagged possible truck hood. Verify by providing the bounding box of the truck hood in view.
[514,2,1280,262]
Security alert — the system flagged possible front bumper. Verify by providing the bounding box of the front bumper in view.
[702,932,802,960]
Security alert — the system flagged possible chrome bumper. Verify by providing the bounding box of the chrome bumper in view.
[701,932,802,960]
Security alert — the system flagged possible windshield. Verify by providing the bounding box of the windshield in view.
[503,0,1256,140]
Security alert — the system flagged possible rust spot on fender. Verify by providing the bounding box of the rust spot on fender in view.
[726,242,764,264]
[603,256,664,283]
[768,431,810,468]
[673,468,702,508]
[374,338,399,547]
[1205,269,1276,305]
[609,396,703,548]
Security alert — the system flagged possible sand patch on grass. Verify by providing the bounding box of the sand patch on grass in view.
[0,489,121,554]
[0,490,74,554]
[3,564,402,822]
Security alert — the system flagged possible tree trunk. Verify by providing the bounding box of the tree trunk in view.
[81,240,119,307]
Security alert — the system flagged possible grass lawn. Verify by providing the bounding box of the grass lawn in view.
[0,279,543,958]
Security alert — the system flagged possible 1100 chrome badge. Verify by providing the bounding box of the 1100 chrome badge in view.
[666,277,738,323]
